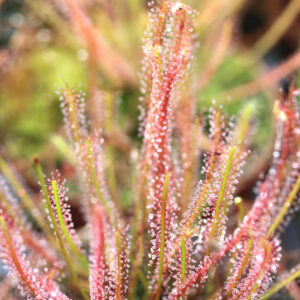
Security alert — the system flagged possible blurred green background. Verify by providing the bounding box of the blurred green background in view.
[0,0,299,159]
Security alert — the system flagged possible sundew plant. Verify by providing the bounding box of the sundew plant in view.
[0,0,300,299]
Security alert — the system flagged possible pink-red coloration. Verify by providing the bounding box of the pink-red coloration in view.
[0,1,299,299]
[0,216,69,300]
[89,205,106,300]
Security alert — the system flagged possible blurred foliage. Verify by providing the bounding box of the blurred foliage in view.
[0,46,87,157]
[0,0,299,162]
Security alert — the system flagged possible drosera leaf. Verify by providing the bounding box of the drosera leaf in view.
[0,216,70,300]
[0,157,49,234]
[0,183,61,270]
[226,229,253,297]
[207,146,236,249]
[34,158,89,300]
[181,236,187,283]
[154,172,170,300]
[0,216,38,298]
[267,175,300,238]
[261,264,300,299]
[247,239,272,299]
[85,138,116,225]
[233,101,256,150]
[89,205,106,300]
[115,230,122,300]
[51,179,89,269]
[86,138,106,206]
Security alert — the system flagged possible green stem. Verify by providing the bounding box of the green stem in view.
[0,217,38,297]
[155,172,170,300]
[115,231,122,300]
[51,180,89,269]
[35,160,89,300]
[267,176,300,238]
[261,266,300,300]
[181,237,186,283]
[247,239,271,299]
[227,230,252,296]
[234,102,255,150]
[208,146,236,244]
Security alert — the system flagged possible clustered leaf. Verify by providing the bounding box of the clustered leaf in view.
[0,1,299,299]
